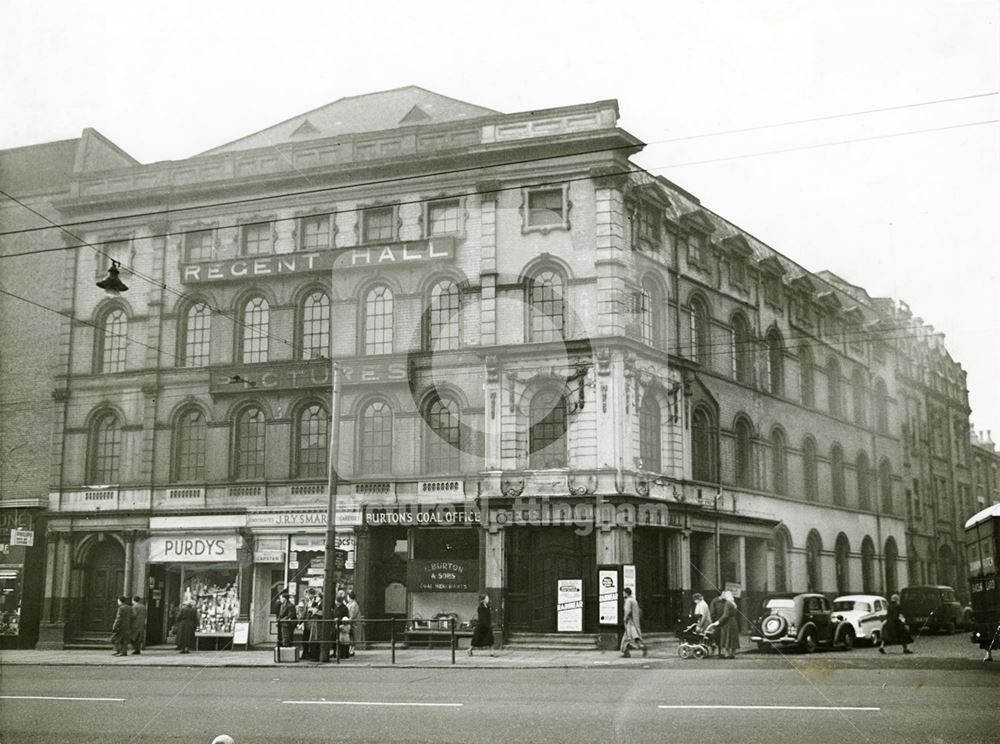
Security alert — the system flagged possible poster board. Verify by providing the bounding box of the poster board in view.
[232,621,250,649]
[622,564,636,599]
[598,566,620,625]
[556,579,584,632]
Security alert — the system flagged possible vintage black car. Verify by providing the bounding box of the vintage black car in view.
[750,592,856,653]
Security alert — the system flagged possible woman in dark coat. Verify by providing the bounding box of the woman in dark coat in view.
[175,600,198,654]
[879,593,914,655]
[717,590,740,659]
[469,594,495,656]
[333,591,351,660]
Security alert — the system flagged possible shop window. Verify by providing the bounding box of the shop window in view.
[89,410,122,484]
[300,290,330,360]
[296,404,328,479]
[174,408,206,482]
[241,222,272,256]
[173,568,240,635]
[97,306,128,374]
[181,302,211,368]
[529,389,567,469]
[363,285,394,355]
[234,406,266,480]
[527,269,565,343]
[424,395,461,473]
[241,296,269,364]
[639,393,662,472]
[426,279,460,351]
[359,400,393,474]
[362,206,396,243]
[300,215,331,251]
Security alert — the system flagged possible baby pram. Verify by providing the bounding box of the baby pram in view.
[676,619,719,659]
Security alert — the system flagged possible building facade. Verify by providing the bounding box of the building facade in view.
[1,87,983,647]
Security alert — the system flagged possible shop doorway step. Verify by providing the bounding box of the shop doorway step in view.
[506,632,679,651]
[64,634,113,650]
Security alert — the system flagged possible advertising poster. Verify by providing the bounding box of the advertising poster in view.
[598,568,619,625]
[556,579,584,632]
[623,564,636,599]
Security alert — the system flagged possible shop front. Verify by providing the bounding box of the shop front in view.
[0,506,46,649]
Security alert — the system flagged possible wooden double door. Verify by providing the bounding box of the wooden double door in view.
[82,540,125,634]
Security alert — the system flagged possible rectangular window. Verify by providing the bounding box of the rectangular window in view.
[185,231,214,263]
[241,223,272,256]
[763,275,783,307]
[687,233,708,267]
[427,199,461,236]
[362,206,395,243]
[634,203,660,248]
[526,187,566,228]
[300,216,330,251]
[730,259,747,289]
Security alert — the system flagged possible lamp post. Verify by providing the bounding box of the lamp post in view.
[319,362,342,662]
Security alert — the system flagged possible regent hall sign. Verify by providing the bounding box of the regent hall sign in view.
[180,237,455,284]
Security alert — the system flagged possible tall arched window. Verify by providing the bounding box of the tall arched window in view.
[874,378,889,434]
[527,269,565,342]
[852,368,868,427]
[639,392,661,472]
[884,537,899,594]
[89,410,122,483]
[181,302,211,368]
[529,389,567,469]
[799,344,815,407]
[640,276,664,349]
[692,405,717,482]
[766,327,784,396]
[426,279,460,351]
[300,290,330,360]
[424,395,461,473]
[173,408,206,482]
[241,296,269,364]
[773,529,790,592]
[770,428,787,495]
[295,403,328,478]
[802,436,818,501]
[690,296,711,367]
[364,285,394,355]
[98,307,128,373]
[234,406,266,480]
[856,451,872,510]
[879,459,893,513]
[831,444,845,505]
[806,530,823,592]
[826,357,842,417]
[734,417,754,489]
[731,313,754,385]
[359,400,393,474]
[835,533,851,594]
[861,536,876,594]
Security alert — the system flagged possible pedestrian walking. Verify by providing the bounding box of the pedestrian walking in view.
[878,593,915,655]
[110,596,132,657]
[334,590,351,660]
[469,593,495,656]
[619,587,647,658]
[717,590,740,658]
[130,596,147,655]
[175,599,198,654]
[276,590,297,649]
[346,590,362,654]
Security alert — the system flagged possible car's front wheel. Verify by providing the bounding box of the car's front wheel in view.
[840,628,855,651]
[799,628,818,653]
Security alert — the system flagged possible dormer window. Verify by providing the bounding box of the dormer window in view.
[633,202,661,249]
[687,232,709,267]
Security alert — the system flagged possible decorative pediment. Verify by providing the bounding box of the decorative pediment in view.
[816,291,842,311]
[842,306,864,324]
[721,234,755,258]
[399,105,433,125]
[757,255,786,276]
[291,120,321,137]
[679,208,716,235]
[791,275,817,294]
[632,181,672,209]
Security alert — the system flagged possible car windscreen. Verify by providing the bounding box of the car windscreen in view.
[833,600,869,612]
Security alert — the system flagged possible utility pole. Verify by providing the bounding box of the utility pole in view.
[319,363,342,663]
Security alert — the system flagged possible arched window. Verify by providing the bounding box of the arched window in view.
[861,536,876,594]
[241,296,269,364]
[424,395,461,473]
[426,279,461,351]
[831,444,845,505]
[773,529,790,592]
[98,307,128,373]
[874,378,889,434]
[852,368,868,427]
[640,276,664,349]
[173,408,206,482]
[639,392,662,472]
[295,404,328,478]
[529,389,567,469]
[802,436,818,501]
[734,417,754,489]
[181,302,211,368]
[856,451,872,510]
[234,406,266,480]
[770,428,787,495]
[826,357,842,417]
[884,537,899,594]
[806,530,823,592]
[766,327,784,396]
[692,405,717,483]
[89,410,122,483]
[359,400,393,475]
[798,344,815,407]
[300,290,330,360]
[364,285,394,355]
[527,269,565,342]
[731,313,754,385]
[879,459,893,513]
[690,296,711,366]
[835,533,851,594]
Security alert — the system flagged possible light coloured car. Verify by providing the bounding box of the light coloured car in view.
[832,594,888,645]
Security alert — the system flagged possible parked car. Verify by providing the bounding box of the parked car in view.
[750,593,856,653]
[899,585,963,634]
[832,594,888,645]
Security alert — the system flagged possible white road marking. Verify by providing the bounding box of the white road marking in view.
[658,705,880,712]
[283,700,462,707]
[0,695,125,702]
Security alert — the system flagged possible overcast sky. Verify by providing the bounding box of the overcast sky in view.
[3,0,998,435]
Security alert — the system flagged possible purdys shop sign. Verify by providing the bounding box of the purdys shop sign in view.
[147,534,241,563]
[407,559,478,592]
[180,237,455,284]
